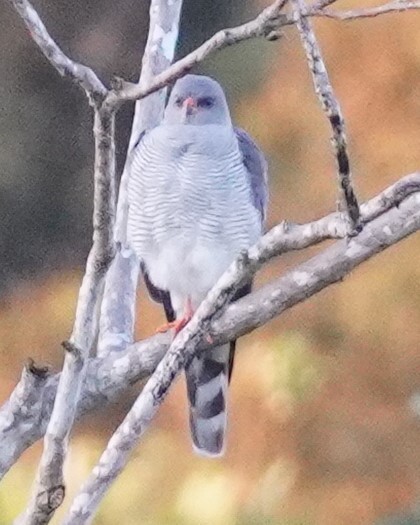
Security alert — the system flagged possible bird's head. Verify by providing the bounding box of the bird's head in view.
[164,75,232,126]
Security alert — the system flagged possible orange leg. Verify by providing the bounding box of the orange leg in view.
[156,296,194,335]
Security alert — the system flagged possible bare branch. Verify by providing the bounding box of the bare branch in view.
[16,106,116,525]
[293,0,361,232]
[312,0,420,20]
[103,0,287,109]
[97,0,183,356]
[0,335,170,480]
[7,0,107,101]
[62,174,420,523]
[98,0,420,112]
[0,360,50,470]
[9,0,420,113]
[311,0,340,9]
[1,173,419,485]
[213,189,420,341]
[6,2,116,519]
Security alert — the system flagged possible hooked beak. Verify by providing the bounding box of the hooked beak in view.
[182,97,197,120]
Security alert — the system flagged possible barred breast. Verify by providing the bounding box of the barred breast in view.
[127,123,261,314]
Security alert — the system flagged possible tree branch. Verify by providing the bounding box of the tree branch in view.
[7,0,107,101]
[97,0,183,357]
[5,0,420,520]
[61,173,419,523]
[7,1,117,521]
[312,0,420,20]
[103,0,288,109]
[213,187,420,341]
[14,82,116,525]
[293,0,361,232]
[1,173,419,484]
[98,0,420,110]
[8,0,420,113]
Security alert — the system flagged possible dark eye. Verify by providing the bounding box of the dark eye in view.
[174,97,183,108]
[197,97,215,109]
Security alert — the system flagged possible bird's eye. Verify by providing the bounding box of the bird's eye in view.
[197,97,215,109]
[174,97,183,108]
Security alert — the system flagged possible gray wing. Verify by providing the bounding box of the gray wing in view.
[226,130,268,381]
[141,262,176,322]
[235,127,269,224]
[132,129,147,151]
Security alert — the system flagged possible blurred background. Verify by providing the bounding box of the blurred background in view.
[1,0,420,523]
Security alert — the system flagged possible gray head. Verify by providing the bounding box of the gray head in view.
[164,75,232,126]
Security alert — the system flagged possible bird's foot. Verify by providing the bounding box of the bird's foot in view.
[155,316,191,335]
[155,297,194,336]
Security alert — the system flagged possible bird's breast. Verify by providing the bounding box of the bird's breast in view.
[127,125,262,305]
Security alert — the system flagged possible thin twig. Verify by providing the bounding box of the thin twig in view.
[103,0,288,110]
[312,0,420,20]
[310,0,340,9]
[99,0,420,110]
[293,0,361,232]
[62,173,420,524]
[7,0,107,102]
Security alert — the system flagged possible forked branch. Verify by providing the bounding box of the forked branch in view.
[7,0,106,100]
[63,173,420,524]
[8,2,116,521]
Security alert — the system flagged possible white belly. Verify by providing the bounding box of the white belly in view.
[146,238,234,314]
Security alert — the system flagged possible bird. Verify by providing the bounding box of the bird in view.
[127,74,268,457]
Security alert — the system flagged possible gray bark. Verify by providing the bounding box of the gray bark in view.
[8,1,116,522]
[15,107,116,525]
[293,0,361,231]
[97,0,183,357]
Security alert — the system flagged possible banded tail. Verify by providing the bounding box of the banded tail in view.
[185,343,231,457]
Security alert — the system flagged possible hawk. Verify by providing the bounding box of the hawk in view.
[128,74,268,456]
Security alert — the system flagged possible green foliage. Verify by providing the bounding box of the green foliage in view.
[270,332,325,406]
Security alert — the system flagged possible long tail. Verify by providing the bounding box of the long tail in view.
[185,344,231,457]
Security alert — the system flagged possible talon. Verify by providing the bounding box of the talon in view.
[155,321,178,334]
[155,296,194,336]
[155,318,189,334]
